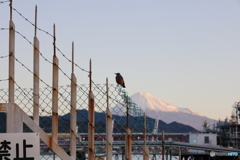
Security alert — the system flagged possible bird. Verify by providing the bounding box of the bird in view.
[115,73,126,88]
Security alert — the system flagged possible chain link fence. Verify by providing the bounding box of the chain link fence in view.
[0,84,165,160]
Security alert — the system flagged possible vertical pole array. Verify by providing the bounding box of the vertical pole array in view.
[33,5,40,125]
[162,130,165,160]
[52,24,59,145]
[143,114,149,160]
[70,42,77,159]
[88,59,95,160]
[125,97,132,160]
[8,0,15,104]
[106,78,113,160]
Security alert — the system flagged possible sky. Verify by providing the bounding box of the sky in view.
[1,0,240,120]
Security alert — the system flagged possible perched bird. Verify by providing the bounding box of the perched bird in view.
[115,73,126,88]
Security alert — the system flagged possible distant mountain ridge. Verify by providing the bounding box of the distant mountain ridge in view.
[62,110,198,133]
[0,110,198,133]
[111,92,216,130]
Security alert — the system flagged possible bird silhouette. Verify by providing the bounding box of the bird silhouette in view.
[115,73,126,88]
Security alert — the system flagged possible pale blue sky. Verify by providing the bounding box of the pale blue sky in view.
[1,0,240,120]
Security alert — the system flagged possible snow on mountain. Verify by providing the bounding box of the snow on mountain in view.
[110,92,216,130]
[131,92,201,115]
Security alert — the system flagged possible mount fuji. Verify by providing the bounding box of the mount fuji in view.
[111,92,216,130]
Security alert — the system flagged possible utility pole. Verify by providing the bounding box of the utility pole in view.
[162,130,164,160]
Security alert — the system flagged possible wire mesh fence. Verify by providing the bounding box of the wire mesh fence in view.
[0,84,164,160]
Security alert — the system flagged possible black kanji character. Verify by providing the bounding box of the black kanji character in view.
[0,140,11,160]
[14,139,34,160]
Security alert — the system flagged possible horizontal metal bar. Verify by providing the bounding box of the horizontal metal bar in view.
[73,141,240,152]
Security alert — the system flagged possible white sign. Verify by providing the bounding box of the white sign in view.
[0,133,39,160]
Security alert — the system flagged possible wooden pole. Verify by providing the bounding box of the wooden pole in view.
[70,42,77,159]
[33,5,40,125]
[8,0,15,104]
[143,114,149,160]
[162,130,165,160]
[179,147,181,160]
[144,114,146,148]
[106,78,113,160]
[34,5,37,37]
[88,59,95,160]
[125,97,132,160]
[9,0,12,20]
[52,24,59,144]
[7,0,23,133]
[235,103,238,148]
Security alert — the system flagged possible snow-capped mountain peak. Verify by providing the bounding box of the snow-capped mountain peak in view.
[111,92,215,130]
[131,92,201,116]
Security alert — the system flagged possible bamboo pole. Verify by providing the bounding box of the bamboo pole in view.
[52,24,59,144]
[88,59,95,160]
[70,42,77,159]
[33,5,40,125]
[125,97,132,160]
[106,78,113,160]
[143,114,149,160]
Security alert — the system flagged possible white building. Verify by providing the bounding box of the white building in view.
[189,133,217,146]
